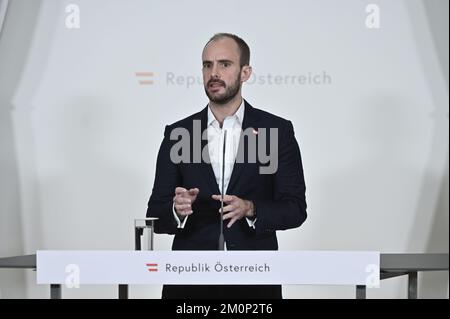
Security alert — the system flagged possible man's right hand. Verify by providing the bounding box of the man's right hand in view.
[173,187,199,218]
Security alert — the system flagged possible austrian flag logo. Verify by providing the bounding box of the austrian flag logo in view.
[146,263,158,272]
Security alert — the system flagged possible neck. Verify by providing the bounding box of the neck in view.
[209,94,243,125]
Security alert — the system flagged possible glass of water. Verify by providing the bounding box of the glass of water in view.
[134,218,158,250]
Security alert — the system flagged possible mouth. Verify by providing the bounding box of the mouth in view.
[208,82,225,89]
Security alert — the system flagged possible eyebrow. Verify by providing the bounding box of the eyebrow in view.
[202,59,234,64]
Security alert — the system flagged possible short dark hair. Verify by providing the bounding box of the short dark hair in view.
[204,33,250,68]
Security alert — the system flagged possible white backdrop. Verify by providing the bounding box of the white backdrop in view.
[0,0,448,298]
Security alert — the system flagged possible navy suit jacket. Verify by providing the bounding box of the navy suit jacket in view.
[147,100,307,251]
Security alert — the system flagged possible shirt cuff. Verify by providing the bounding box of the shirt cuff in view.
[173,203,188,228]
[246,217,257,229]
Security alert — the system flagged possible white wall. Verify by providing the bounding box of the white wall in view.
[0,0,448,298]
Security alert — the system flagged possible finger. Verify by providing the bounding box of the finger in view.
[175,197,191,205]
[175,204,191,211]
[222,211,237,221]
[188,193,199,201]
[223,195,235,203]
[188,188,199,195]
[219,204,235,214]
[177,209,193,217]
[212,194,234,203]
[227,217,239,228]
[175,187,187,195]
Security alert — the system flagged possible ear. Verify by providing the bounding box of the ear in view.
[240,65,252,82]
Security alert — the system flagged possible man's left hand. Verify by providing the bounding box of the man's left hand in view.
[211,194,254,228]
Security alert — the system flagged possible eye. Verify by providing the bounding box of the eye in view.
[203,63,211,69]
[221,62,230,67]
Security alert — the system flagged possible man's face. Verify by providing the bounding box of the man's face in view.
[202,38,247,104]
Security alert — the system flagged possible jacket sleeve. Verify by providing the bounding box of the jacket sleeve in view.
[146,125,181,234]
[252,120,307,236]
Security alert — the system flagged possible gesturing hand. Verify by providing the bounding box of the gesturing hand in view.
[174,187,199,218]
[211,194,254,228]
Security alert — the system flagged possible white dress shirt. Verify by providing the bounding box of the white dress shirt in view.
[207,99,244,195]
[173,99,256,228]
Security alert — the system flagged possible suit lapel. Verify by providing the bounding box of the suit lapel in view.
[198,105,221,195]
[226,100,260,195]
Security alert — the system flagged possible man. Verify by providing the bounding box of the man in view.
[147,33,307,299]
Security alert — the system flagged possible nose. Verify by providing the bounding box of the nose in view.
[210,63,220,79]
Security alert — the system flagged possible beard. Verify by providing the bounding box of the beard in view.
[204,73,241,105]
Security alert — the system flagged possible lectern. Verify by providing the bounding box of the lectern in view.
[0,246,448,298]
